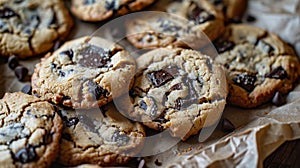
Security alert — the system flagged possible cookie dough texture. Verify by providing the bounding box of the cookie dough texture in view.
[208,0,247,20]
[214,24,300,108]
[32,36,136,109]
[123,48,228,141]
[57,103,145,166]
[0,0,73,58]
[0,92,63,168]
[126,0,224,49]
[71,0,156,21]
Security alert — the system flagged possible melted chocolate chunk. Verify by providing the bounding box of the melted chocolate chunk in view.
[65,117,80,127]
[111,131,130,146]
[104,0,119,11]
[265,66,288,79]
[139,97,158,116]
[50,63,57,70]
[139,100,147,111]
[0,7,18,19]
[214,40,235,53]
[153,116,168,123]
[14,0,24,3]
[59,49,74,60]
[15,145,37,163]
[233,74,257,92]
[78,45,111,68]
[62,133,72,141]
[175,79,199,110]
[228,17,242,24]
[8,55,19,70]
[246,15,256,22]
[15,66,28,81]
[211,0,223,5]
[272,91,286,106]
[221,118,235,133]
[88,81,109,100]
[189,5,215,24]
[148,66,178,87]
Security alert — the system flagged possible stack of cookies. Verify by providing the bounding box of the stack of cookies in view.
[1,0,300,167]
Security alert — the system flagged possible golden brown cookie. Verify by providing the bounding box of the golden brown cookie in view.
[0,0,73,58]
[0,92,63,168]
[32,36,136,109]
[214,24,300,108]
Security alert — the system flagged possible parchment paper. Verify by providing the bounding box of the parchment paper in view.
[0,0,300,167]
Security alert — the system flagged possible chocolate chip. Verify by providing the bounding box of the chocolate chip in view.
[15,145,37,163]
[265,66,288,79]
[175,98,182,110]
[155,159,162,166]
[272,91,286,106]
[139,97,158,116]
[221,118,235,133]
[58,70,65,77]
[14,0,24,3]
[153,116,168,124]
[139,100,147,111]
[88,81,108,100]
[189,6,215,24]
[59,49,73,60]
[0,7,18,19]
[104,0,119,11]
[246,15,256,22]
[15,66,28,81]
[65,117,79,127]
[228,17,242,24]
[21,84,32,94]
[111,131,130,146]
[147,69,175,87]
[214,40,235,53]
[211,0,223,5]
[78,45,111,68]
[233,73,257,92]
[8,55,19,70]
[62,133,72,141]
[50,63,57,70]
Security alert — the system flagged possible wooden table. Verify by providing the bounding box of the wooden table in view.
[264,139,300,168]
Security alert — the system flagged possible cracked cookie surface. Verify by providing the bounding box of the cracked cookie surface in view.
[57,103,145,166]
[71,0,156,22]
[0,92,63,168]
[208,0,247,20]
[0,0,73,58]
[122,48,228,141]
[126,0,224,49]
[32,36,136,109]
[214,24,300,108]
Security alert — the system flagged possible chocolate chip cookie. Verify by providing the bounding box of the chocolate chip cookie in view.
[126,0,225,49]
[32,36,136,109]
[0,0,73,58]
[57,103,145,166]
[71,0,156,22]
[122,48,228,141]
[208,0,247,21]
[214,24,300,108]
[0,92,63,168]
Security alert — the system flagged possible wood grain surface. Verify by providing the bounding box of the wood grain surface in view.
[264,139,300,168]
